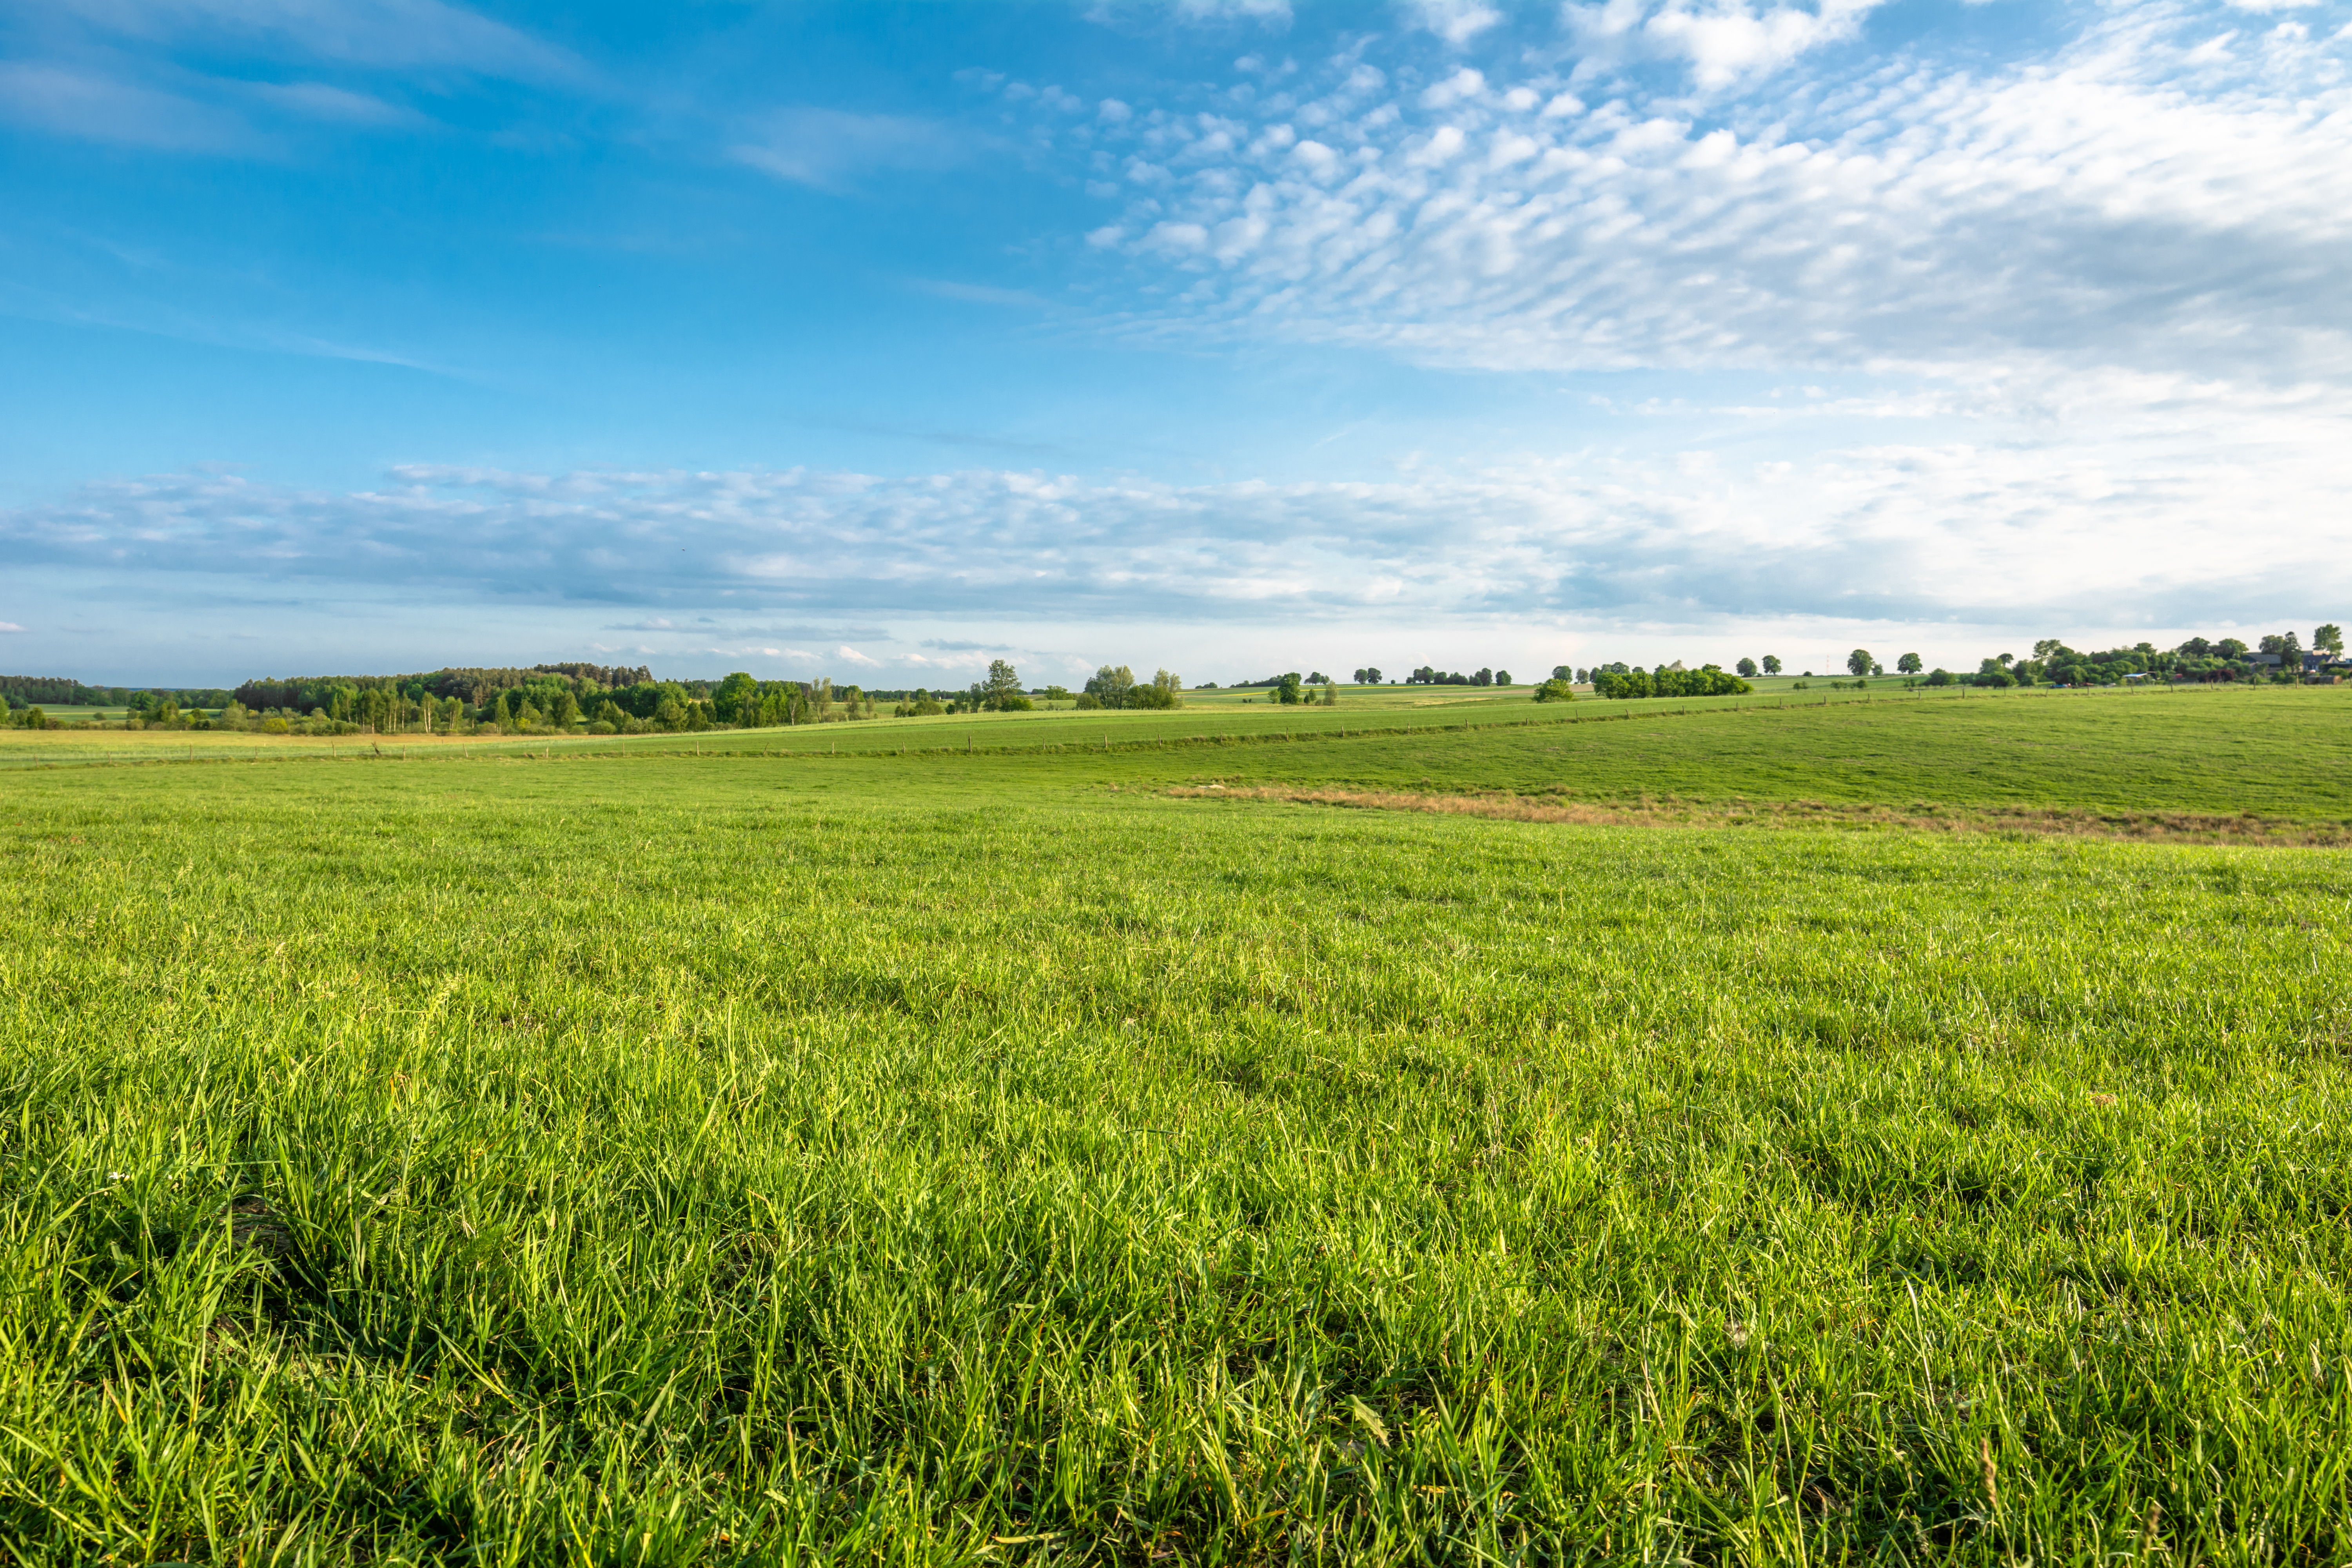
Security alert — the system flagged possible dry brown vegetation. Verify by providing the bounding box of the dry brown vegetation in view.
[1168,783,2352,845]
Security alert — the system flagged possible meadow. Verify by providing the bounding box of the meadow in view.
[3,685,2349,1564]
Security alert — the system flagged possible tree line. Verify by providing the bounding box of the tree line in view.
[1834,628,2343,689]
[10,657,1211,736]
[1568,662,1754,701]
[2,676,235,710]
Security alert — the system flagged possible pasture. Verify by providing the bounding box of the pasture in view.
[2,686,2348,1564]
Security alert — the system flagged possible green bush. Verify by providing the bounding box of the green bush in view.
[1532,679,1575,703]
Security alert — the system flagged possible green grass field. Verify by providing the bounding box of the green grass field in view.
[4,687,2349,1564]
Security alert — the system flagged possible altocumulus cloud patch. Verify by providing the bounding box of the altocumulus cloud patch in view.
[1053,2,2352,382]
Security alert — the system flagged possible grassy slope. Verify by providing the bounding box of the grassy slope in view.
[2,694,2350,1562]
[9,684,2347,820]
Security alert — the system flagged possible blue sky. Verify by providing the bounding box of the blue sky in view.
[2,0,2347,688]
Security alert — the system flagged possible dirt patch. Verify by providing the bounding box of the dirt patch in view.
[1167,785,2352,846]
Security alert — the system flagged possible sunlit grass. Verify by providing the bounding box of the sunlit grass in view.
[2,690,2349,1562]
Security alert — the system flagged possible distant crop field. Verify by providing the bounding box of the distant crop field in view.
[3,686,2348,1562]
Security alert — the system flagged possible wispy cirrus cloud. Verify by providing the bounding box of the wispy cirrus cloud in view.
[0,0,584,157]
[729,107,973,191]
[0,60,261,151]
[53,0,588,83]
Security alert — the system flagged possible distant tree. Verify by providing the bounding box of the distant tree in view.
[1085,664,1138,709]
[550,690,582,728]
[653,694,686,730]
[1847,649,1873,678]
[2259,632,2302,666]
[1320,681,1338,706]
[713,671,758,724]
[1761,655,1782,675]
[2216,637,2249,659]
[1276,672,1305,705]
[1073,691,1103,710]
[1532,678,1575,703]
[1591,669,1652,700]
[1360,666,1382,684]
[1924,669,1954,687]
[1735,658,1757,677]
[1041,684,1071,704]
[1129,670,1182,709]
[1472,668,1492,687]
[1307,671,1330,686]
[2316,624,2344,656]
[982,659,1025,711]
[1897,653,1922,674]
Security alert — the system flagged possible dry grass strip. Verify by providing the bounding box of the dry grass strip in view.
[1167,784,2352,846]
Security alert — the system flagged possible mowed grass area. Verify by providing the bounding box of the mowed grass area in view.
[4,691,2351,1563]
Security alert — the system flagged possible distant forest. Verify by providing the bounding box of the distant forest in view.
[2,664,939,735]
[1,675,234,709]
[218,664,895,735]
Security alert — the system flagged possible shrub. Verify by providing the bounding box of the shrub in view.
[1074,692,1103,710]
[1533,679,1575,703]
[1592,669,1651,700]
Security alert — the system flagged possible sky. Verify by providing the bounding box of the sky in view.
[1,0,2347,689]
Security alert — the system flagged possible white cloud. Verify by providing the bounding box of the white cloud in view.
[1563,0,1885,88]
[1071,7,2352,385]
[245,80,420,125]
[0,60,262,151]
[7,390,2345,632]
[0,622,24,633]
[57,0,587,83]
[1171,0,1295,24]
[1403,0,1505,47]
[730,107,971,191]
[1420,67,1487,107]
